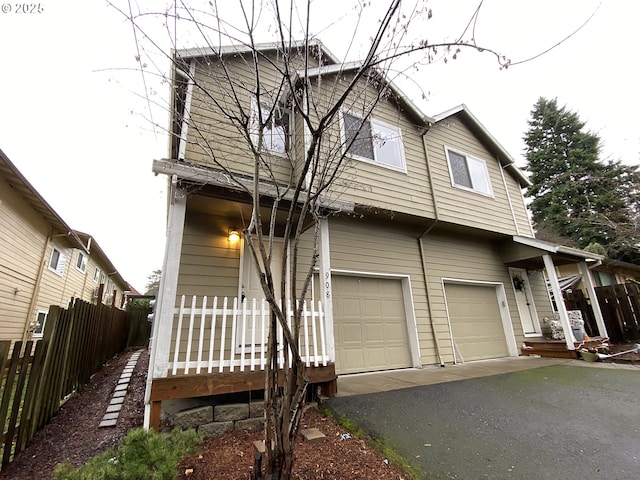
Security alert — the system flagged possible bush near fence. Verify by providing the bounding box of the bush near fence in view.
[0,297,151,469]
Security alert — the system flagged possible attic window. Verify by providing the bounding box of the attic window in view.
[446,148,493,196]
[341,112,406,172]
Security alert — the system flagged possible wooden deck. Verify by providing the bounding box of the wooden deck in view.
[521,337,609,359]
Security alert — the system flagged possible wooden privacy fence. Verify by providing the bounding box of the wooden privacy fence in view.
[563,283,640,343]
[0,299,129,469]
[167,296,328,376]
[595,283,640,343]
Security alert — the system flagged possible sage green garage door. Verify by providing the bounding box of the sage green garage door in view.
[445,283,509,362]
[332,275,412,374]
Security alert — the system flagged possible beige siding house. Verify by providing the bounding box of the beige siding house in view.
[0,149,129,342]
[146,41,607,429]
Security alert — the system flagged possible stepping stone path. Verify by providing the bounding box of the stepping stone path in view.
[99,350,143,428]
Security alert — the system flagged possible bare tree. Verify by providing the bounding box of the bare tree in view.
[109,1,588,478]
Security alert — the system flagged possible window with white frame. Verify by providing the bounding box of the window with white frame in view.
[446,148,493,196]
[76,252,87,273]
[48,247,66,275]
[251,99,290,155]
[34,310,48,337]
[93,267,100,283]
[341,112,406,171]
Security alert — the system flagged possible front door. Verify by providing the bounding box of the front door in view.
[242,238,284,303]
[509,268,541,335]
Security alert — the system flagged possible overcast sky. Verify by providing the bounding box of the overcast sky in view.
[0,0,637,291]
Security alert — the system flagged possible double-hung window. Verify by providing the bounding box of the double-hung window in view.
[341,112,406,171]
[48,247,66,275]
[446,148,493,196]
[76,252,87,273]
[251,99,290,155]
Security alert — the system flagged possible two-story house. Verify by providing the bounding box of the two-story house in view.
[0,149,129,343]
[145,41,608,430]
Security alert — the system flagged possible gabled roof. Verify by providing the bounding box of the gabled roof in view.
[0,148,86,251]
[298,62,435,127]
[175,38,340,66]
[74,231,128,289]
[432,105,531,188]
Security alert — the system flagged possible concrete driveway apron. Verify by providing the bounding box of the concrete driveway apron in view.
[327,363,640,480]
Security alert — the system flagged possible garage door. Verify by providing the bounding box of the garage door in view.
[332,276,412,374]
[445,283,509,362]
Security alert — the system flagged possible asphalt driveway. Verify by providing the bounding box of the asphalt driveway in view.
[327,365,640,479]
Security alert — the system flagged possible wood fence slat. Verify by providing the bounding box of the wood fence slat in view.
[15,340,47,456]
[0,342,24,448]
[2,342,33,466]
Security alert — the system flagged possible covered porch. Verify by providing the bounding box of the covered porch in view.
[502,236,609,358]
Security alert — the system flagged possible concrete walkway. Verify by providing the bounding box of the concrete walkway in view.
[99,349,143,428]
[336,355,640,396]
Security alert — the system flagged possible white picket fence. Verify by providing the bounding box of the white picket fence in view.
[168,296,328,375]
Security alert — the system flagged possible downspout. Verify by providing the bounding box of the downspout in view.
[22,233,53,342]
[419,130,445,366]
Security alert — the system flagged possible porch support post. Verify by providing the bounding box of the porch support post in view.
[144,180,187,428]
[578,261,608,338]
[542,254,575,349]
[318,218,335,363]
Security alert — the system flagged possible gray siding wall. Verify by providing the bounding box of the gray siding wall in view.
[425,116,527,235]
[323,219,439,365]
[421,232,525,362]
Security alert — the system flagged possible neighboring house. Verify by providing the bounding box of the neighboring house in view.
[145,41,607,428]
[0,149,129,343]
[557,258,640,291]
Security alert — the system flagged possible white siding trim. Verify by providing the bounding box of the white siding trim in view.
[329,268,420,368]
[177,60,195,161]
[319,218,334,363]
[499,162,520,235]
[441,278,518,362]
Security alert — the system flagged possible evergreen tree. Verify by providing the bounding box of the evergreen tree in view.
[524,97,640,263]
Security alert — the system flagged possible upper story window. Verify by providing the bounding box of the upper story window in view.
[93,267,100,283]
[251,99,290,155]
[446,147,493,196]
[76,252,88,273]
[341,112,406,172]
[48,247,66,275]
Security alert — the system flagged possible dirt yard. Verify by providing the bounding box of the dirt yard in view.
[0,348,411,479]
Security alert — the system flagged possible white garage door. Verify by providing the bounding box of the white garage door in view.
[445,283,509,362]
[332,276,412,374]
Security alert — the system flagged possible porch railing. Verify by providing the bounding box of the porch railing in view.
[168,296,328,375]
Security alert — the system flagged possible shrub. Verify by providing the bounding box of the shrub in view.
[54,428,202,480]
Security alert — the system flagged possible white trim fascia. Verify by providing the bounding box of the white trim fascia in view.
[302,63,433,127]
[175,38,340,64]
[512,235,604,262]
[499,160,520,235]
[441,278,519,362]
[177,60,195,161]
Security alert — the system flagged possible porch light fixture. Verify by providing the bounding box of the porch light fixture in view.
[228,228,240,244]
